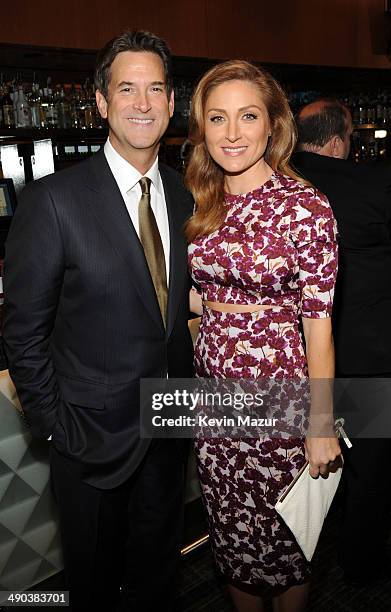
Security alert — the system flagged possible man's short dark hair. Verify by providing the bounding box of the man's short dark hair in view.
[296,100,349,149]
[95,30,173,99]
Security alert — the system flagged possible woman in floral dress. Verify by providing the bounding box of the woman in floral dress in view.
[186,60,341,612]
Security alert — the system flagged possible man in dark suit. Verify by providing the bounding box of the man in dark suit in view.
[3,31,193,611]
[292,99,391,586]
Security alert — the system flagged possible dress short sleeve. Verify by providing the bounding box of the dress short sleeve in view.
[289,189,338,318]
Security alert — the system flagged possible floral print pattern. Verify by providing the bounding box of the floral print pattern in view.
[188,172,338,589]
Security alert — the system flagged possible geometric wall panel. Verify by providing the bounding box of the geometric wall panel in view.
[1,556,44,592]
[0,496,40,537]
[16,462,51,496]
[0,434,31,473]
[35,557,61,585]
[0,474,39,511]
[2,539,42,578]
[0,522,18,547]
[21,522,59,557]
[0,472,14,500]
[0,538,18,575]
[0,372,63,596]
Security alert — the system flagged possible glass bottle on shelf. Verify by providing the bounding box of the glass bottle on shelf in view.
[45,80,58,128]
[366,94,376,125]
[29,83,42,128]
[0,82,3,128]
[90,84,101,128]
[352,95,360,125]
[40,87,49,128]
[358,93,367,125]
[380,92,388,125]
[367,136,377,160]
[376,91,384,125]
[16,83,31,128]
[56,85,71,129]
[76,84,86,129]
[69,84,79,128]
[12,80,18,127]
[2,85,15,128]
[83,79,94,129]
[53,85,62,127]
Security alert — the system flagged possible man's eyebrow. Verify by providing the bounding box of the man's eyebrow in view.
[116,80,166,88]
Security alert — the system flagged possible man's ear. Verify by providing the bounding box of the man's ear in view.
[168,88,174,119]
[96,90,108,119]
[168,88,175,117]
[329,135,344,158]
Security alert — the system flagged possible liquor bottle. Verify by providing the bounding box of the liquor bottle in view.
[2,85,15,128]
[57,86,72,129]
[83,79,94,129]
[376,92,383,125]
[12,80,18,126]
[69,83,79,128]
[76,84,86,129]
[352,94,360,125]
[366,94,376,125]
[0,83,3,128]
[53,84,62,128]
[359,93,367,125]
[368,137,377,160]
[380,92,388,125]
[16,83,31,128]
[90,84,101,128]
[29,83,42,128]
[45,79,58,128]
[40,87,49,128]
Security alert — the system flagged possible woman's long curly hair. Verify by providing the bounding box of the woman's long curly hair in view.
[185,60,304,242]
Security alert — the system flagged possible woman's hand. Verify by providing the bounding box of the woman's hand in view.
[189,287,203,315]
[304,435,341,478]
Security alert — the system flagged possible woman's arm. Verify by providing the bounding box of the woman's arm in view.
[189,287,203,315]
[302,317,341,478]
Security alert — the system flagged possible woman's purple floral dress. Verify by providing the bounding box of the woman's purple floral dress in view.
[188,171,338,589]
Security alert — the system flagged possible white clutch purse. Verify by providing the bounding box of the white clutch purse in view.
[275,418,351,562]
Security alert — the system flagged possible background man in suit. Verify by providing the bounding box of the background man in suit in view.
[292,99,391,586]
[3,31,194,611]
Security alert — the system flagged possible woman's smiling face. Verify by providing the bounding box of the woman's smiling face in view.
[204,79,271,181]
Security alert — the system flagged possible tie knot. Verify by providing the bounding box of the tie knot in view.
[139,177,151,196]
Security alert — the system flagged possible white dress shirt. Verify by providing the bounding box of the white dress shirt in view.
[104,138,170,281]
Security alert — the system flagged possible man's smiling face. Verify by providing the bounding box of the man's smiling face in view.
[96,50,174,167]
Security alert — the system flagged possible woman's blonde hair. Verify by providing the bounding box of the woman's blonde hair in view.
[185,60,304,242]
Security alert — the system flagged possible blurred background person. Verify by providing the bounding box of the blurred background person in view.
[293,99,391,586]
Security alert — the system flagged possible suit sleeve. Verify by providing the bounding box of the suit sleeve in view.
[3,180,65,439]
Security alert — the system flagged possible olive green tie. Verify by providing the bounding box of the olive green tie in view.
[138,177,168,326]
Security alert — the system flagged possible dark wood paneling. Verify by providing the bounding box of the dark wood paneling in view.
[2,0,391,68]
[1,0,208,57]
[206,0,358,66]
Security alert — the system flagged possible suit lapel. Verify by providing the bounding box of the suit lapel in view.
[85,151,164,331]
[159,164,189,339]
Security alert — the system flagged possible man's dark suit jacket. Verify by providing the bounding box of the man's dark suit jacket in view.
[3,150,194,488]
[292,151,391,375]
